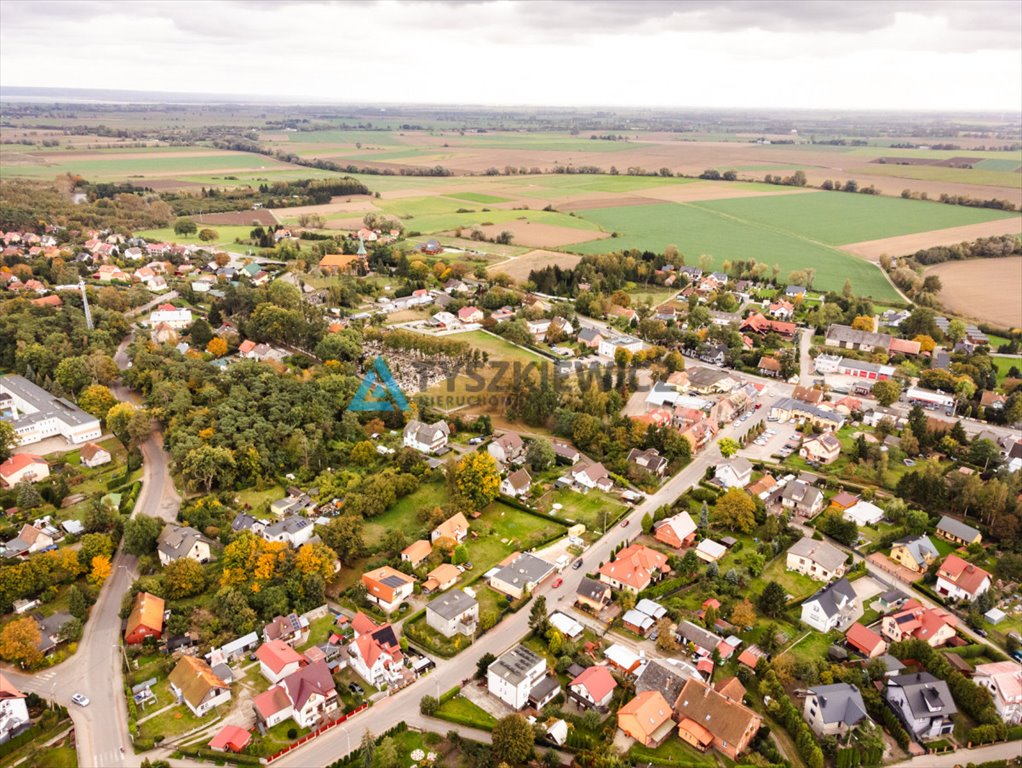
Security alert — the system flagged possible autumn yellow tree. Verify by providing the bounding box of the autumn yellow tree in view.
[913,334,936,353]
[454,452,500,509]
[206,337,228,357]
[294,542,337,580]
[730,599,757,629]
[851,316,875,331]
[0,617,42,667]
[89,555,111,586]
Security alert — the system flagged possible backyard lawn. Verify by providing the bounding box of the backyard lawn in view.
[759,556,823,602]
[537,487,629,533]
[628,736,721,767]
[363,481,451,546]
[135,681,222,745]
[434,694,497,730]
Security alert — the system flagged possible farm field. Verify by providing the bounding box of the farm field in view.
[926,257,1022,328]
[133,225,258,249]
[850,162,1022,188]
[841,218,1022,260]
[488,248,581,281]
[567,201,901,300]
[0,147,297,179]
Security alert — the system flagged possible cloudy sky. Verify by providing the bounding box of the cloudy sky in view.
[2,0,1020,111]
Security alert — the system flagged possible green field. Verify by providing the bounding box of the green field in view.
[0,150,294,179]
[853,163,1022,188]
[133,225,257,249]
[568,200,901,300]
[693,191,1019,245]
[446,192,510,204]
[976,158,1022,172]
[499,173,698,197]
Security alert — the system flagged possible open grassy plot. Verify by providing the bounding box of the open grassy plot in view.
[445,192,511,204]
[457,330,548,364]
[569,201,900,300]
[434,694,498,729]
[500,173,699,197]
[759,555,823,602]
[693,191,1020,246]
[538,486,629,533]
[133,224,261,249]
[628,737,721,767]
[849,163,1022,188]
[363,481,451,546]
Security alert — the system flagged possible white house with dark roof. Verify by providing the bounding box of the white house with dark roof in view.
[1,375,101,447]
[500,469,532,499]
[426,589,478,638]
[803,683,869,737]
[884,672,956,739]
[402,419,450,454]
[714,458,752,489]
[157,524,213,566]
[261,516,315,548]
[570,462,613,492]
[801,578,860,632]
[488,432,525,466]
[786,537,847,583]
[488,645,549,710]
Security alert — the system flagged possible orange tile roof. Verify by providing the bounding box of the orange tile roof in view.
[938,554,991,596]
[846,622,885,655]
[401,539,432,565]
[618,690,673,744]
[125,592,164,639]
[599,544,669,591]
[255,639,304,675]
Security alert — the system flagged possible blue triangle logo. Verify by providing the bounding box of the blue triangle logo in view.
[349,356,409,412]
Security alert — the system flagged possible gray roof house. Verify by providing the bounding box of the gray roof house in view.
[157,524,213,566]
[676,620,723,657]
[489,553,556,599]
[786,537,847,582]
[935,516,981,545]
[800,578,859,633]
[426,589,479,638]
[780,480,825,518]
[635,660,687,707]
[261,516,315,548]
[884,672,957,740]
[803,683,869,737]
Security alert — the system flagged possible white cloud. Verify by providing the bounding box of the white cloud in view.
[0,0,1019,110]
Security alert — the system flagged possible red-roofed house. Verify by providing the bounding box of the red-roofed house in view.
[936,555,991,601]
[654,512,697,549]
[569,665,617,711]
[208,725,251,753]
[253,685,294,728]
[737,644,767,670]
[845,622,887,658]
[0,455,49,488]
[457,306,483,324]
[256,640,305,684]
[598,544,670,594]
[880,599,957,647]
[889,337,921,356]
[349,631,403,689]
[280,660,339,728]
[741,313,796,339]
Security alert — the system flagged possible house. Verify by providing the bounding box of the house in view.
[362,566,416,612]
[845,623,887,658]
[803,683,869,737]
[231,513,265,536]
[279,660,338,728]
[422,563,461,593]
[627,447,668,477]
[770,397,844,431]
[575,576,612,613]
[253,685,294,729]
[890,535,939,573]
[402,419,450,454]
[801,578,859,633]
[973,662,1022,725]
[488,432,525,466]
[457,306,483,324]
[881,600,957,647]
[256,639,306,684]
[935,555,991,601]
[0,455,49,488]
[263,613,310,646]
[500,469,532,499]
[698,343,727,366]
[79,442,111,468]
[935,516,981,546]
[599,544,670,593]
[758,356,782,377]
[674,677,762,760]
[779,479,824,518]
[577,327,604,349]
[124,592,165,644]
[825,325,892,353]
[488,645,548,710]
[0,674,28,744]
[2,523,54,558]
[622,609,656,636]
[785,285,806,299]
[746,474,777,498]
[800,433,842,465]
[261,516,315,549]
[431,512,470,544]
[489,552,556,598]
[149,304,193,330]
[740,312,796,339]
[549,612,584,639]
[836,358,895,381]
[695,539,726,563]
[157,524,213,566]
[676,620,725,659]
[635,659,687,706]
[552,441,581,465]
[714,458,752,490]
[0,376,102,448]
[685,366,738,394]
[768,299,795,319]
[569,665,617,711]
[598,334,644,359]
[168,656,230,717]
[571,462,613,492]
[654,511,697,549]
[349,622,404,688]
[208,725,252,753]
[786,537,847,582]
[528,674,562,710]
[618,691,675,748]
[885,672,957,740]
[400,539,432,568]
[426,589,478,638]
[843,500,884,527]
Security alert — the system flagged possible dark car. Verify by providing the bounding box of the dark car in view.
[348,682,365,696]
[571,559,583,570]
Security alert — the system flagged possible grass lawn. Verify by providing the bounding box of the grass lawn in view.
[781,628,839,665]
[363,481,451,546]
[232,484,287,515]
[250,719,310,758]
[568,200,900,300]
[134,224,263,250]
[297,614,337,651]
[480,499,566,550]
[538,487,628,533]
[992,356,1020,383]
[33,745,78,768]
[404,614,474,657]
[932,537,956,557]
[759,556,824,602]
[628,736,721,767]
[457,330,548,364]
[434,694,497,730]
[135,682,221,744]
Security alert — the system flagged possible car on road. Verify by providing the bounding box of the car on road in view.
[571,559,583,570]
[348,682,365,696]
[71,693,90,707]
[552,578,563,588]
[620,519,629,527]
[755,403,763,409]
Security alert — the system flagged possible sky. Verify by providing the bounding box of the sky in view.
[1,0,1020,112]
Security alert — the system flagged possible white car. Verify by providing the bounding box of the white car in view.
[71,693,90,707]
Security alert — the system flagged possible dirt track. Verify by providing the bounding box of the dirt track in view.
[841,218,1022,260]
[926,257,1022,328]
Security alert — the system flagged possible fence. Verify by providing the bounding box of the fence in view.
[263,702,370,764]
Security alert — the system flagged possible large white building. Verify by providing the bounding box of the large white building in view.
[0,375,102,447]
[488,645,549,710]
[148,304,193,329]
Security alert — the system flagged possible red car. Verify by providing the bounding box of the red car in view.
[552,578,563,588]
[620,519,630,528]
[755,402,763,410]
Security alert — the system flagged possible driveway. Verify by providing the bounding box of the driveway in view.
[737,421,799,462]
[850,575,885,603]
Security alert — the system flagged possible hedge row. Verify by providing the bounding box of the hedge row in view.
[177,746,262,765]
[759,671,824,768]
[325,722,408,768]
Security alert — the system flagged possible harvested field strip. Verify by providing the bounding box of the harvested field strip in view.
[692,191,1018,245]
[568,201,899,300]
[0,151,296,179]
[926,258,1022,329]
[488,249,582,281]
[840,219,1022,261]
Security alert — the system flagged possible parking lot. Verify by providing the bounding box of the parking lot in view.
[736,418,800,462]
